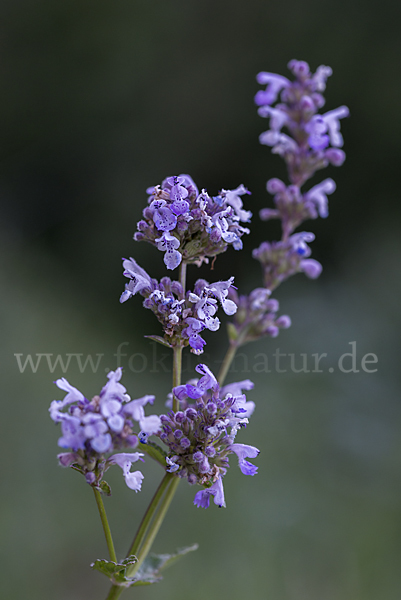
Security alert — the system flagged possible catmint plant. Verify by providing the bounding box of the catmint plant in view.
[49,59,348,599]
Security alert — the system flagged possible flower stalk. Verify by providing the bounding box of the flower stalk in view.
[93,488,117,563]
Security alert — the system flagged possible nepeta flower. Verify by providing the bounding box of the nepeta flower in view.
[253,231,322,289]
[120,262,238,354]
[134,174,251,269]
[255,60,349,187]
[227,286,291,342]
[157,364,259,508]
[49,369,160,491]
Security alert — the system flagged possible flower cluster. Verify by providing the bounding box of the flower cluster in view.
[120,257,237,353]
[252,231,322,290]
[224,60,348,346]
[134,175,251,269]
[259,177,336,236]
[157,364,259,508]
[228,286,291,342]
[255,59,349,186]
[49,369,161,491]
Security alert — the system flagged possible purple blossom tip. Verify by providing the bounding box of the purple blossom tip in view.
[300,258,322,279]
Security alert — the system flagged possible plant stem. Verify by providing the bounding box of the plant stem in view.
[218,326,250,386]
[93,487,117,563]
[217,343,238,387]
[104,263,188,600]
[104,476,179,600]
[179,260,187,293]
[172,345,182,411]
[127,475,180,577]
[127,473,173,560]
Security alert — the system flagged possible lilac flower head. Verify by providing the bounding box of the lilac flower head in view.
[252,232,322,289]
[227,285,292,343]
[49,370,160,491]
[158,364,259,508]
[133,175,251,269]
[255,61,349,186]
[121,270,238,355]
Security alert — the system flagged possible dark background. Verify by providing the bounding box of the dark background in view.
[1,1,400,599]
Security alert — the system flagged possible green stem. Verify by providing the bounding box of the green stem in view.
[172,345,182,411]
[93,487,117,563]
[217,343,238,387]
[127,475,180,578]
[218,326,251,386]
[104,476,180,600]
[127,473,173,560]
[104,263,188,600]
[179,261,187,293]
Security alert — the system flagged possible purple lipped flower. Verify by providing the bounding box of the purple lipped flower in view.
[155,233,182,270]
[58,415,86,451]
[57,452,79,467]
[304,178,336,218]
[120,258,153,303]
[229,443,260,476]
[300,258,322,279]
[108,452,145,491]
[182,364,219,399]
[123,395,161,434]
[150,199,178,232]
[49,378,85,422]
[194,476,226,508]
[254,72,290,106]
[220,185,252,222]
[322,106,350,147]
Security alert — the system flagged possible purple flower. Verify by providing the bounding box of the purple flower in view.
[120,258,153,303]
[300,258,322,279]
[255,72,290,106]
[220,185,252,222]
[108,452,145,491]
[194,476,226,508]
[123,395,161,434]
[322,106,350,147]
[182,364,219,399]
[151,199,178,232]
[49,378,85,422]
[304,178,336,218]
[230,443,260,476]
[155,233,182,270]
[58,416,86,451]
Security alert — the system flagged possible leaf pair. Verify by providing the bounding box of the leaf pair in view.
[91,544,198,587]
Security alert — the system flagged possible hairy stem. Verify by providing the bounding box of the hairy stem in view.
[93,487,117,564]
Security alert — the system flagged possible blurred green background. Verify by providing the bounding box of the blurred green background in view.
[1,1,400,599]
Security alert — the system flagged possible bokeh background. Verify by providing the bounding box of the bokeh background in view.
[1,1,400,599]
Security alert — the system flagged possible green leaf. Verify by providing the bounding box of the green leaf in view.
[98,480,112,496]
[132,544,199,586]
[138,441,167,468]
[144,335,172,349]
[90,555,138,587]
